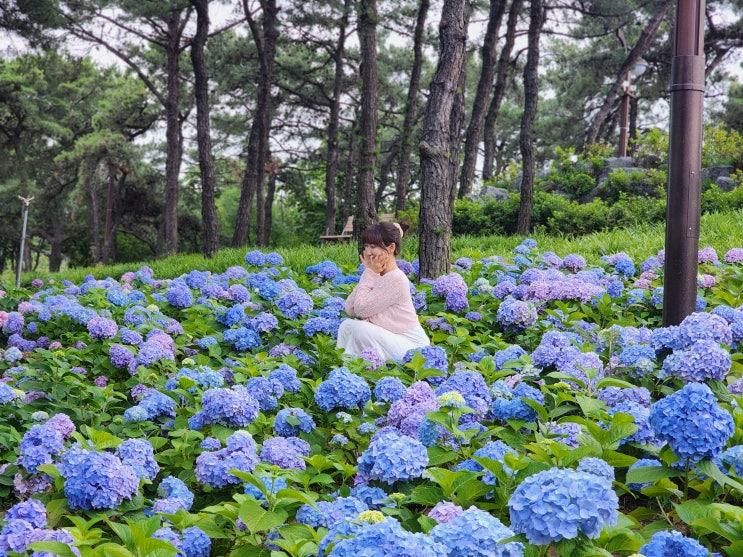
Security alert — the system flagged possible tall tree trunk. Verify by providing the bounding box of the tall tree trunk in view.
[375,149,397,209]
[395,0,430,213]
[164,13,184,255]
[86,162,103,264]
[356,0,379,246]
[583,0,673,147]
[341,126,357,223]
[449,41,469,200]
[233,0,279,247]
[103,162,117,264]
[49,209,64,272]
[516,0,544,234]
[458,0,507,198]
[191,0,220,257]
[481,0,522,181]
[418,0,469,278]
[324,0,352,235]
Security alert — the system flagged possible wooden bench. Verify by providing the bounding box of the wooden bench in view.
[320,216,354,243]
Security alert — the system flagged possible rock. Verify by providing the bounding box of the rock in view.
[513,173,522,191]
[605,157,635,169]
[702,165,733,183]
[716,176,736,192]
[478,187,510,201]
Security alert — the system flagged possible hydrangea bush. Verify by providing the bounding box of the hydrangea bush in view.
[1,243,743,555]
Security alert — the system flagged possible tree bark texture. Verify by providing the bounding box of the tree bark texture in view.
[583,0,674,147]
[355,0,379,248]
[395,0,430,213]
[418,0,469,278]
[481,0,522,181]
[233,0,279,247]
[164,13,185,255]
[264,157,277,244]
[516,0,544,235]
[324,0,352,235]
[191,0,220,258]
[103,162,117,264]
[457,0,507,198]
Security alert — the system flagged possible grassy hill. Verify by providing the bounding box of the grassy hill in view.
[10,210,743,285]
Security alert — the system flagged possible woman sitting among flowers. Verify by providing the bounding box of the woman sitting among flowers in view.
[337,222,430,361]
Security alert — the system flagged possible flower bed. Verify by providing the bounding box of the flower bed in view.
[1,244,743,556]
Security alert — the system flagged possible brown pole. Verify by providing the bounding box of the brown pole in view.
[662,0,705,326]
[617,77,631,157]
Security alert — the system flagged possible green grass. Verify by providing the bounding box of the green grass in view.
[10,210,743,286]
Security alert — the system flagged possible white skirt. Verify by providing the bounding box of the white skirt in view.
[336,319,430,362]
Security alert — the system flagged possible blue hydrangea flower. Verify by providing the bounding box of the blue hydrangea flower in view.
[676,312,733,348]
[0,383,19,405]
[491,381,545,422]
[639,531,708,557]
[403,346,448,373]
[224,326,261,351]
[189,386,260,429]
[494,345,527,369]
[269,364,301,392]
[610,401,657,445]
[260,436,310,469]
[306,260,342,281]
[508,467,618,544]
[720,445,743,476]
[296,496,368,529]
[324,517,447,557]
[246,376,284,411]
[166,283,194,309]
[659,340,731,382]
[274,408,315,437]
[456,440,517,485]
[430,506,524,557]
[576,457,614,482]
[19,424,65,473]
[248,312,279,333]
[182,526,211,557]
[86,316,118,340]
[436,371,491,418]
[374,377,407,403]
[59,446,139,510]
[275,290,314,319]
[315,368,371,412]
[244,475,288,505]
[124,389,176,423]
[649,383,733,464]
[155,476,194,511]
[432,273,469,312]
[3,499,47,528]
[195,431,259,488]
[496,297,538,330]
[617,344,656,377]
[115,439,159,481]
[598,386,651,408]
[357,428,428,484]
[546,422,582,448]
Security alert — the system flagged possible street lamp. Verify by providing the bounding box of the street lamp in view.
[617,59,648,158]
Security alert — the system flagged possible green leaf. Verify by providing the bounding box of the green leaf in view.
[625,465,677,486]
[99,543,136,557]
[28,542,78,557]
[674,500,713,526]
[85,427,123,450]
[408,485,444,506]
[238,500,288,534]
[697,460,743,493]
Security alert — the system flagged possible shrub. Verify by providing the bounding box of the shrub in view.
[703,125,743,168]
[601,169,665,203]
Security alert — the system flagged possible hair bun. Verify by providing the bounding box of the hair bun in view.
[392,222,404,238]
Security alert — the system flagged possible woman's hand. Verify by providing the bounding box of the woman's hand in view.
[361,250,388,274]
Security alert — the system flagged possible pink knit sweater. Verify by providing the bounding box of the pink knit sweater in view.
[344,268,420,334]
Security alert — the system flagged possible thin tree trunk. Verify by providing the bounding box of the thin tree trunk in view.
[375,149,397,209]
[103,162,117,264]
[191,0,220,257]
[324,0,352,235]
[164,13,184,255]
[86,162,103,264]
[449,44,468,201]
[233,0,279,247]
[516,0,544,235]
[482,0,522,181]
[458,0,507,198]
[341,126,357,223]
[395,0,430,213]
[582,0,673,147]
[418,0,469,278]
[356,0,379,246]
[49,215,64,272]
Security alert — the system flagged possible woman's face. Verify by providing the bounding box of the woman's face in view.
[363,243,394,258]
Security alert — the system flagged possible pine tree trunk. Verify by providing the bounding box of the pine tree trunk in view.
[49,215,64,273]
[324,0,352,235]
[163,13,184,255]
[87,162,103,264]
[395,0,430,213]
[356,0,379,246]
[516,0,544,235]
[458,0,506,198]
[418,0,469,279]
[582,0,673,147]
[191,0,220,258]
[481,0,522,181]
[233,0,279,247]
[264,157,277,245]
[629,94,638,155]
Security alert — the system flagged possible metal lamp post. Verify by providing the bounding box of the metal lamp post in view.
[662,0,705,326]
[16,196,34,288]
[617,59,648,158]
